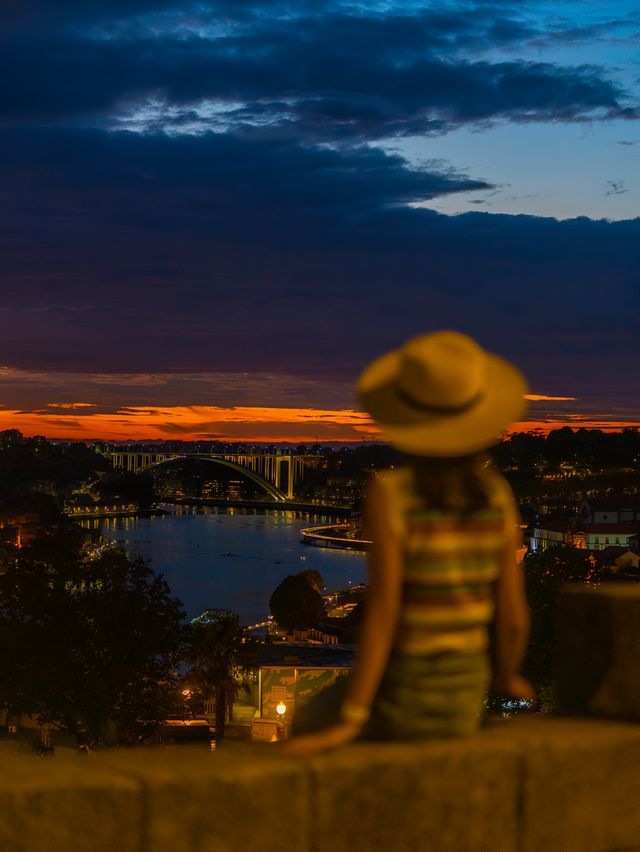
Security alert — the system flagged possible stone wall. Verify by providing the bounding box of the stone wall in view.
[2,717,640,852]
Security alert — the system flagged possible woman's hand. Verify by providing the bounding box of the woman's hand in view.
[495,674,536,702]
[279,721,362,757]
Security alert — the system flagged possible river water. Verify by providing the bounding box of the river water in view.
[94,506,367,625]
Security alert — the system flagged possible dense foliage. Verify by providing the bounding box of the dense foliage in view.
[522,544,603,691]
[492,427,640,473]
[184,611,252,738]
[0,530,186,745]
[90,470,156,508]
[0,430,110,489]
[269,570,326,632]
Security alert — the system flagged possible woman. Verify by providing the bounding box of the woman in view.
[284,331,533,755]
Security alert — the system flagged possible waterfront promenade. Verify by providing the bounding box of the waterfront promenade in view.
[301,523,371,551]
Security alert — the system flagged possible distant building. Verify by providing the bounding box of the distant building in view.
[579,522,640,551]
[529,518,575,552]
[155,476,186,500]
[290,626,340,645]
[250,646,354,742]
[579,497,640,525]
[226,480,243,500]
[530,516,640,553]
[312,475,365,507]
[201,479,224,499]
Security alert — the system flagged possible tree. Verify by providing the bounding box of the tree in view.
[0,530,186,745]
[269,570,326,632]
[184,611,246,739]
[0,431,110,490]
[92,470,156,508]
[523,544,603,690]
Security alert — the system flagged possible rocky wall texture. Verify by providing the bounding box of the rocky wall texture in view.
[2,717,640,852]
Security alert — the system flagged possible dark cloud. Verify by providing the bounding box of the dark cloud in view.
[0,4,635,137]
[0,125,485,212]
[531,17,639,47]
[606,180,628,195]
[36,418,84,430]
[0,368,355,411]
[0,0,185,32]
[161,421,369,440]
[0,0,637,424]
[0,121,638,406]
[0,124,489,369]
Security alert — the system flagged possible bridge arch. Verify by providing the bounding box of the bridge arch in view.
[137,455,287,502]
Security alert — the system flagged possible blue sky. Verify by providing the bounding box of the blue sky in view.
[0,0,638,439]
[393,0,639,219]
[92,0,639,220]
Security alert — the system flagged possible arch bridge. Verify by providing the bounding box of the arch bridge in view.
[103,450,320,501]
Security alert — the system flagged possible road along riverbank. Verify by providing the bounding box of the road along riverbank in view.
[301,524,371,551]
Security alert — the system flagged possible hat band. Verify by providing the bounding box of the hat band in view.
[397,386,485,416]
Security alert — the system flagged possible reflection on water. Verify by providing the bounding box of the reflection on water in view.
[88,506,366,625]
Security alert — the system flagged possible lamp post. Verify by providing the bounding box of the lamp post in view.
[275,702,287,740]
[181,687,193,719]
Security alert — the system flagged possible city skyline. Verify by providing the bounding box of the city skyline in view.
[1,1,638,442]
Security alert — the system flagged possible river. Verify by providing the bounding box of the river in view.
[91,506,367,625]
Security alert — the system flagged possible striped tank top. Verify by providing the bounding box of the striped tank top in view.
[384,468,506,658]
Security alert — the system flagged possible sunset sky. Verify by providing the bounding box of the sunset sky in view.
[1,0,638,442]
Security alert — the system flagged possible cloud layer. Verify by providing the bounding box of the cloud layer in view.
[0,0,638,437]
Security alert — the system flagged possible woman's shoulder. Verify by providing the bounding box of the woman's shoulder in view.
[366,467,413,536]
[481,465,514,500]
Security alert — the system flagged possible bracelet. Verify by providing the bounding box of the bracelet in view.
[340,700,370,726]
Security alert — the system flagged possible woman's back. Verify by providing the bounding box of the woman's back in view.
[391,466,504,657]
[368,465,510,739]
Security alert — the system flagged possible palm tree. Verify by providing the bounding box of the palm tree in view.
[185,610,245,740]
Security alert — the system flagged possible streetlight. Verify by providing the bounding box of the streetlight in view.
[181,688,193,718]
[275,702,287,741]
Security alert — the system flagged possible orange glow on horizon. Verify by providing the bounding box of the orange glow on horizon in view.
[0,405,636,443]
[0,406,374,442]
[524,394,577,402]
[508,419,639,435]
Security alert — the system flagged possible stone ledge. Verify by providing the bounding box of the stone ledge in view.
[0,745,144,852]
[2,718,640,852]
[308,735,521,852]
[556,585,640,720]
[500,718,640,852]
[100,746,310,852]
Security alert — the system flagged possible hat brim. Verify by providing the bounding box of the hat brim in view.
[358,348,528,457]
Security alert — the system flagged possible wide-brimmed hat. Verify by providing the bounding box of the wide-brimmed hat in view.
[357,330,528,456]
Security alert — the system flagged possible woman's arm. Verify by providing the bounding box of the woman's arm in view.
[282,473,404,754]
[492,481,534,699]
[341,472,404,713]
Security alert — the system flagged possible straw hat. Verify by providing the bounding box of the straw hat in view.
[357,330,528,456]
